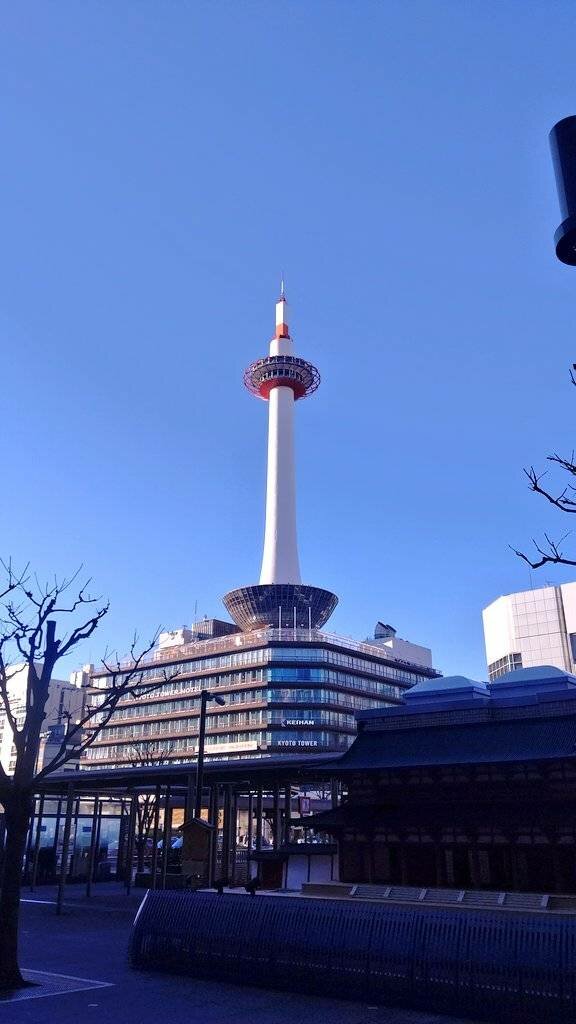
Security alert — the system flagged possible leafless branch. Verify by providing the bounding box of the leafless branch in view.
[524,466,576,514]
[514,372,576,570]
[511,532,576,570]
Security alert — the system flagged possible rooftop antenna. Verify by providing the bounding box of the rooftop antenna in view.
[193,600,198,623]
[280,273,285,298]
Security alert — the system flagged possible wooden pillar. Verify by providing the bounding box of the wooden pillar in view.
[160,785,172,889]
[551,842,563,893]
[56,783,74,915]
[150,784,161,890]
[434,840,445,889]
[85,795,99,898]
[30,793,45,891]
[367,832,375,883]
[468,846,480,889]
[504,843,518,892]
[399,839,409,885]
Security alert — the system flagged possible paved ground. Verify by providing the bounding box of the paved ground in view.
[0,884,481,1024]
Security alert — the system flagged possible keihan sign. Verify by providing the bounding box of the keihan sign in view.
[283,719,315,727]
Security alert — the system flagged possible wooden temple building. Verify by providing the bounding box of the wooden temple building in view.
[304,666,576,894]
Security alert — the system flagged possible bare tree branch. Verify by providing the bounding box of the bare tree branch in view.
[35,658,180,780]
[511,532,576,570]
[514,369,576,569]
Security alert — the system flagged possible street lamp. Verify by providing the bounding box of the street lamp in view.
[194,689,226,819]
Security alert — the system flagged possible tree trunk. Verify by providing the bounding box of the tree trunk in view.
[0,795,32,990]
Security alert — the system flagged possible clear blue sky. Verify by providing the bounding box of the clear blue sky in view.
[2,1,576,679]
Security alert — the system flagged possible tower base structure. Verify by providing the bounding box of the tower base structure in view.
[223,583,338,632]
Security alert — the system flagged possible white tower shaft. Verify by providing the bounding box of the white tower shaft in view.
[259,296,302,584]
[260,384,301,584]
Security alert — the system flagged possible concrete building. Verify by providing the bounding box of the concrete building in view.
[364,622,432,669]
[0,663,87,774]
[83,293,438,769]
[483,582,576,681]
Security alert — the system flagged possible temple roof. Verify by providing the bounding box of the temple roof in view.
[335,716,576,771]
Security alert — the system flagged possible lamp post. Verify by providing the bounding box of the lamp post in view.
[194,689,225,819]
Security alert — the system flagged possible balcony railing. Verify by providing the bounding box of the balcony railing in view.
[91,627,435,678]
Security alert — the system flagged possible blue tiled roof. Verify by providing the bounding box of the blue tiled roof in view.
[357,665,576,722]
[337,716,576,770]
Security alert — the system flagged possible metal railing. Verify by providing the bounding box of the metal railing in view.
[129,890,576,1021]
[96,628,432,676]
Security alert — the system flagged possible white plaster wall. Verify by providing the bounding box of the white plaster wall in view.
[285,853,336,890]
[482,595,516,665]
[383,637,432,668]
[560,582,576,636]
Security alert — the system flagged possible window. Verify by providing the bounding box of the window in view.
[488,652,522,681]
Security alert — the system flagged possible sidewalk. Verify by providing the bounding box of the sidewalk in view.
[1,884,480,1024]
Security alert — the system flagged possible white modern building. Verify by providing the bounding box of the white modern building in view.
[482,582,576,681]
[0,663,88,774]
[365,622,432,669]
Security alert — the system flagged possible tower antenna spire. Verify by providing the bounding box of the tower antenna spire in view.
[223,290,337,633]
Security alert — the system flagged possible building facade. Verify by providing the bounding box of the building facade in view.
[84,620,438,768]
[0,663,87,774]
[483,582,576,680]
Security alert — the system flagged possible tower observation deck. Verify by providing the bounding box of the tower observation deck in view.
[223,291,338,632]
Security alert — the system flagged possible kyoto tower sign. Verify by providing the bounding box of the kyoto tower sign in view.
[223,290,338,632]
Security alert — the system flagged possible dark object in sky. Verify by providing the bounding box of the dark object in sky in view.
[550,116,576,265]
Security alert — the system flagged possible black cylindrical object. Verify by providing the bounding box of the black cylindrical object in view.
[550,116,576,264]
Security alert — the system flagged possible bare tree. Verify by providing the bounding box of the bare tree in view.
[513,368,576,570]
[127,741,174,873]
[0,562,177,990]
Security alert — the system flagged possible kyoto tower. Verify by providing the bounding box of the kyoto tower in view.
[223,289,338,631]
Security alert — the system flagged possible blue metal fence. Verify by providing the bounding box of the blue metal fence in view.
[129,891,576,1021]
